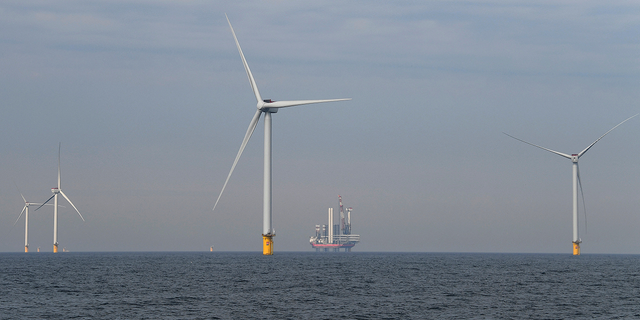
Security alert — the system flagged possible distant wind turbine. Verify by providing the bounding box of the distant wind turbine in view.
[36,143,84,253]
[504,114,638,255]
[213,15,350,255]
[13,190,55,253]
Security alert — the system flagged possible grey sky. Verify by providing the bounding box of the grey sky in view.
[1,0,639,253]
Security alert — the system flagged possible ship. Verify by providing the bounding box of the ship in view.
[309,196,360,252]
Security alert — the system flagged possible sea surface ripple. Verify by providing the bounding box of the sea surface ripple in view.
[1,252,640,319]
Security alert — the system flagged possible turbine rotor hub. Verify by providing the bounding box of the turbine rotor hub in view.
[258,99,278,113]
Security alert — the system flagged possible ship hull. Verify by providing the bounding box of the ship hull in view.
[310,243,356,249]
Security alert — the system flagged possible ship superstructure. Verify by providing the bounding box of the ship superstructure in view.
[309,196,360,252]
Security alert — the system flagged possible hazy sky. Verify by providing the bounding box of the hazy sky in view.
[1,0,639,253]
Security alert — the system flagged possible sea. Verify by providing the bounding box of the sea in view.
[1,252,639,319]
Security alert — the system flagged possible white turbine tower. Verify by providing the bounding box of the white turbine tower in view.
[36,143,84,253]
[504,114,638,255]
[14,192,54,252]
[213,16,350,255]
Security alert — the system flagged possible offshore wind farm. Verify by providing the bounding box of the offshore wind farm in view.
[1,2,640,254]
[4,2,640,319]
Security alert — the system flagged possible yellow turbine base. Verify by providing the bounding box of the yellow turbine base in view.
[263,235,274,255]
[25,246,28,253]
[53,244,58,253]
[573,242,580,255]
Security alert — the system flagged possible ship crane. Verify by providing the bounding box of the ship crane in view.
[346,207,352,235]
[339,195,345,235]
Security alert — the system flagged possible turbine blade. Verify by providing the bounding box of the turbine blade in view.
[14,206,26,226]
[263,98,351,109]
[226,14,262,104]
[60,190,84,221]
[213,109,263,211]
[34,194,55,212]
[58,142,61,189]
[28,203,56,207]
[503,132,572,159]
[578,113,639,158]
[13,181,26,203]
[577,165,587,235]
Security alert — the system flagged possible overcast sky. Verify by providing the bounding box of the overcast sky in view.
[1,0,639,254]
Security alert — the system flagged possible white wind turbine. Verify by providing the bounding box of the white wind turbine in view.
[13,191,56,253]
[504,114,638,255]
[213,16,350,255]
[36,143,84,253]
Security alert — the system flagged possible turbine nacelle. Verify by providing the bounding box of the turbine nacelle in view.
[258,100,279,113]
[571,154,579,163]
[51,187,60,194]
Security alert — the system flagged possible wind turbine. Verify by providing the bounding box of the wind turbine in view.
[213,16,350,255]
[36,143,84,253]
[13,192,55,252]
[504,114,638,255]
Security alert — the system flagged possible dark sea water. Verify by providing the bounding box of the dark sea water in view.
[1,252,640,319]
